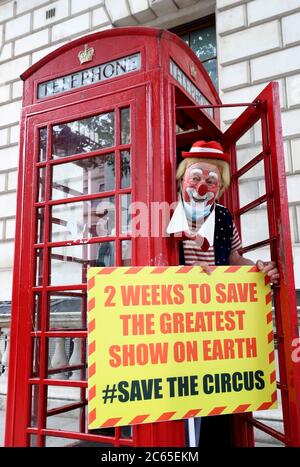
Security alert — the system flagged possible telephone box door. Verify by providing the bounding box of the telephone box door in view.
[173,81,300,447]
[6,85,180,447]
[221,82,300,447]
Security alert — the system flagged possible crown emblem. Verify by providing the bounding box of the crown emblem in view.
[190,63,197,80]
[78,44,95,65]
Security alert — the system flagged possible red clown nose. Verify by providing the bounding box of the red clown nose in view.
[197,184,208,196]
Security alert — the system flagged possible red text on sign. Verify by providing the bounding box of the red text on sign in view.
[215,282,258,303]
[202,337,257,360]
[120,314,155,335]
[160,310,245,333]
[120,284,184,306]
[109,342,169,367]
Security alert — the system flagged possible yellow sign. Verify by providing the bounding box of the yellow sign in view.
[87,265,277,429]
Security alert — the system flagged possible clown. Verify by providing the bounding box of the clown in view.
[167,140,279,447]
[167,140,279,283]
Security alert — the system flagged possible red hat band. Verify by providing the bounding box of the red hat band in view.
[182,140,230,164]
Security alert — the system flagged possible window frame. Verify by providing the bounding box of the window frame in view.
[170,15,218,88]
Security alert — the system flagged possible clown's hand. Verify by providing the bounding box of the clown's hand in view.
[256,260,280,285]
[192,261,212,275]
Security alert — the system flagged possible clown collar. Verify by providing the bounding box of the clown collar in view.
[167,197,216,245]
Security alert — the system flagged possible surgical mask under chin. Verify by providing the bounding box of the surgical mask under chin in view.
[182,199,212,221]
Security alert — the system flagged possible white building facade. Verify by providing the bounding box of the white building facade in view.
[0,0,300,305]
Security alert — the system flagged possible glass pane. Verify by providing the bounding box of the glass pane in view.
[121,150,130,188]
[120,194,131,234]
[180,33,189,45]
[46,407,83,432]
[31,337,41,378]
[240,202,270,248]
[36,207,44,243]
[121,426,133,439]
[47,337,82,380]
[35,249,43,286]
[52,112,115,158]
[44,435,109,447]
[95,241,115,267]
[45,383,84,434]
[203,58,218,90]
[39,127,47,162]
[236,120,263,170]
[46,386,83,410]
[29,435,38,447]
[238,160,266,208]
[254,387,284,446]
[50,242,115,286]
[122,239,131,266]
[190,26,216,62]
[33,293,42,331]
[51,197,115,242]
[52,155,115,200]
[37,167,46,202]
[30,385,39,428]
[49,292,86,330]
[121,107,130,144]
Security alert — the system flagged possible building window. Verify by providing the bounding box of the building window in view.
[170,16,218,90]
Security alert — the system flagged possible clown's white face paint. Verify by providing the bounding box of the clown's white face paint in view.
[181,162,221,220]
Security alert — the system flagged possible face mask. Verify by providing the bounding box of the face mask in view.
[182,198,212,221]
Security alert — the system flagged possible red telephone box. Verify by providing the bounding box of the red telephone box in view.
[5,27,300,447]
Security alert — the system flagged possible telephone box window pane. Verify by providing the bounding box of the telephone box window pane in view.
[36,207,44,244]
[52,112,115,158]
[51,197,115,242]
[39,127,47,162]
[121,426,133,439]
[121,150,130,188]
[238,160,266,208]
[37,167,46,202]
[47,337,77,380]
[236,120,263,170]
[96,241,115,267]
[52,154,115,200]
[33,293,42,331]
[122,239,131,266]
[50,241,115,285]
[31,338,41,378]
[29,435,38,447]
[49,292,85,330]
[30,385,40,428]
[35,249,43,286]
[121,107,130,144]
[240,202,270,249]
[45,435,98,447]
[46,337,86,382]
[120,194,131,234]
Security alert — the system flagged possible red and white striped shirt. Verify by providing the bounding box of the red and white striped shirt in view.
[183,223,241,266]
